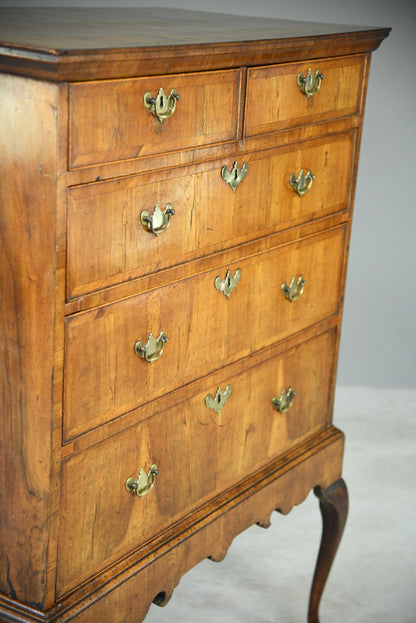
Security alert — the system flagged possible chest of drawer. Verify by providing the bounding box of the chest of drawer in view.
[67,131,354,298]
[57,328,337,597]
[69,69,241,168]
[245,55,365,137]
[0,8,390,623]
[63,226,345,440]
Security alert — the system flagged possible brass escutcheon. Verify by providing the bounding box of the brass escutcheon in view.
[134,331,168,363]
[144,87,180,122]
[221,161,249,192]
[205,385,232,414]
[140,203,175,237]
[272,388,296,414]
[126,464,159,497]
[282,276,306,302]
[289,169,315,196]
[214,269,241,299]
[297,68,324,98]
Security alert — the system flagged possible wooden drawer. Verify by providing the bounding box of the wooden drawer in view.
[67,132,354,298]
[63,226,345,440]
[245,55,365,137]
[69,69,241,168]
[57,328,337,597]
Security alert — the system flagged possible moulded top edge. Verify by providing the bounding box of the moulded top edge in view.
[0,8,391,82]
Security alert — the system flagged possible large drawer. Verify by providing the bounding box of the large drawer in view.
[69,69,241,168]
[67,132,355,298]
[245,55,365,137]
[57,328,337,597]
[63,226,345,440]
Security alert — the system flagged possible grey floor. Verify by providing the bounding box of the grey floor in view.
[144,386,416,622]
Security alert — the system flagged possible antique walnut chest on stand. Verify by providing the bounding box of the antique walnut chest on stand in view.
[0,8,389,623]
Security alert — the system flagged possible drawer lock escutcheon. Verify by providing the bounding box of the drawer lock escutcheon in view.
[140,203,175,237]
[289,169,315,196]
[214,268,241,299]
[134,331,168,363]
[297,68,324,98]
[126,464,159,497]
[144,87,180,122]
[272,388,296,414]
[205,385,232,413]
[221,161,249,192]
[282,276,306,302]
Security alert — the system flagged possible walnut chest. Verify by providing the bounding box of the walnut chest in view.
[0,8,389,622]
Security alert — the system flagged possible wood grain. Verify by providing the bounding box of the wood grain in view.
[0,9,390,622]
[57,329,337,596]
[69,69,241,167]
[0,8,386,52]
[63,226,345,440]
[0,74,59,606]
[0,9,390,81]
[245,54,365,136]
[53,428,345,622]
[67,131,355,298]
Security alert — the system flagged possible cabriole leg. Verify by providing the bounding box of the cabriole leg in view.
[308,478,348,623]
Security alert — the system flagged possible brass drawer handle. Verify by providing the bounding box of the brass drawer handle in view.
[214,268,241,299]
[272,387,296,414]
[126,464,159,497]
[221,161,249,192]
[205,385,232,413]
[297,68,324,98]
[134,331,168,363]
[282,276,306,302]
[140,203,175,237]
[289,169,315,196]
[144,87,180,122]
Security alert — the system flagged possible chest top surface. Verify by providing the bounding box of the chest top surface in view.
[0,7,390,81]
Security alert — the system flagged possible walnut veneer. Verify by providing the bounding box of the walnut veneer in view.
[0,8,390,623]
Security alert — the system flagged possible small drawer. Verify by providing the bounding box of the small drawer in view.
[57,328,337,597]
[245,55,365,137]
[69,69,241,168]
[67,132,355,299]
[63,226,345,440]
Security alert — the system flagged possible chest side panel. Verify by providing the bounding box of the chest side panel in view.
[0,74,59,606]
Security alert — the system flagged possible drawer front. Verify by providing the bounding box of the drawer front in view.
[63,226,345,440]
[69,69,241,168]
[57,328,337,597]
[245,55,364,137]
[67,132,354,298]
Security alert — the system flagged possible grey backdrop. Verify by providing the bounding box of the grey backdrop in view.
[1,0,414,388]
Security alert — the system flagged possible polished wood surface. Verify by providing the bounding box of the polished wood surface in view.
[67,132,354,298]
[0,74,60,607]
[66,428,345,623]
[69,69,241,167]
[0,8,385,51]
[63,227,345,439]
[308,479,349,623]
[58,329,337,597]
[245,55,365,136]
[0,8,389,80]
[0,8,389,623]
